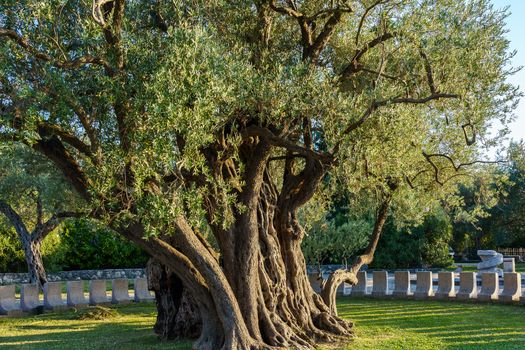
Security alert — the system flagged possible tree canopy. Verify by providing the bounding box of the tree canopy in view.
[0,1,519,349]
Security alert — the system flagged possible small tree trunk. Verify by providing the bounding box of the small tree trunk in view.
[321,195,392,314]
[23,238,47,287]
[147,258,202,340]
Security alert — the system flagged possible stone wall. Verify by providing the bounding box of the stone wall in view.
[0,268,146,285]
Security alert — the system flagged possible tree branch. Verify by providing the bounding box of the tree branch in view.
[0,199,30,239]
[419,49,436,94]
[332,92,460,154]
[32,134,91,201]
[0,28,114,74]
[355,0,388,46]
[242,125,333,163]
[340,32,396,78]
[304,9,346,64]
[37,122,94,159]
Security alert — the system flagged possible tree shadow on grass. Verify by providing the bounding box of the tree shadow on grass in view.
[0,309,192,350]
[338,297,525,350]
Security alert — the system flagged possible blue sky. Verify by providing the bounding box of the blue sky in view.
[493,0,525,144]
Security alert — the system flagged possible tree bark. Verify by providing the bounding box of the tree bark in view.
[321,195,393,315]
[147,258,202,340]
[23,238,48,286]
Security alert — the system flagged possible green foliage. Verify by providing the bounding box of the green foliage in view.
[0,144,83,227]
[371,220,424,269]
[450,141,525,256]
[0,226,25,272]
[1,0,519,237]
[372,209,454,269]
[420,210,454,268]
[40,230,66,272]
[57,219,148,270]
[303,218,372,266]
[0,218,148,272]
[0,222,64,273]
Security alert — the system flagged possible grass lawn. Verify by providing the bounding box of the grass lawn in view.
[0,298,524,349]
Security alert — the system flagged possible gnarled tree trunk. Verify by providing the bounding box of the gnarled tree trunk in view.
[147,258,201,340]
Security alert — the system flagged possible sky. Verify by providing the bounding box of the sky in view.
[493,0,525,144]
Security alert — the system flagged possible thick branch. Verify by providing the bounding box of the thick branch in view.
[304,9,347,64]
[242,125,333,163]
[0,199,30,240]
[38,122,94,159]
[32,134,91,201]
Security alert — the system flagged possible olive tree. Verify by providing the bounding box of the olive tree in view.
[0,0,518,348]
[0,144,82,286]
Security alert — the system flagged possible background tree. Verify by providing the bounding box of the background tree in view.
[0,144,82,285]
[490,142,525,247]
[371,208,454,269]
[450,141,525,257]
[0,1,518,349]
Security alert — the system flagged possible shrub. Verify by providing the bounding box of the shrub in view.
[0,227,25,273]
[57,219,149,270]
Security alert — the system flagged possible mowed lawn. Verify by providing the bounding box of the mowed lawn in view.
[0,298,524,349]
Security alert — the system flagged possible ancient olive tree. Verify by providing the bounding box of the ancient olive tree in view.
[0,144,82,286]
[0,0,518,348]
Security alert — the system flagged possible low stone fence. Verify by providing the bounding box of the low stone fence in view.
[0,268,146,285]
[321,270,525,304]
[0,277,154,316]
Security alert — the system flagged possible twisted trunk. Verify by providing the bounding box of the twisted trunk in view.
[23,238,47,286]
[137,151,354,349]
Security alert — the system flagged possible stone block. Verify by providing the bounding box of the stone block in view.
[503,258,515,273]
[392,271,412,297]
[20,284,42,312]
[456,272,477,300]
[111,279,131,304]
[67,280,88,307]
[43,282,67,310]
[89,280,110,305]
[351,271,367,297]
[414,271,434,300]
[0,285,22,316]
[435,272,455,299]
[499,272,521,302]
[371,271,389,298]
[134,278,154,302]
[478,272,499,301]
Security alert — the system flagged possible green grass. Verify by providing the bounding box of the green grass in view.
[337,297,525,350]
[0,303,192,349]
[0,298,524,349]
